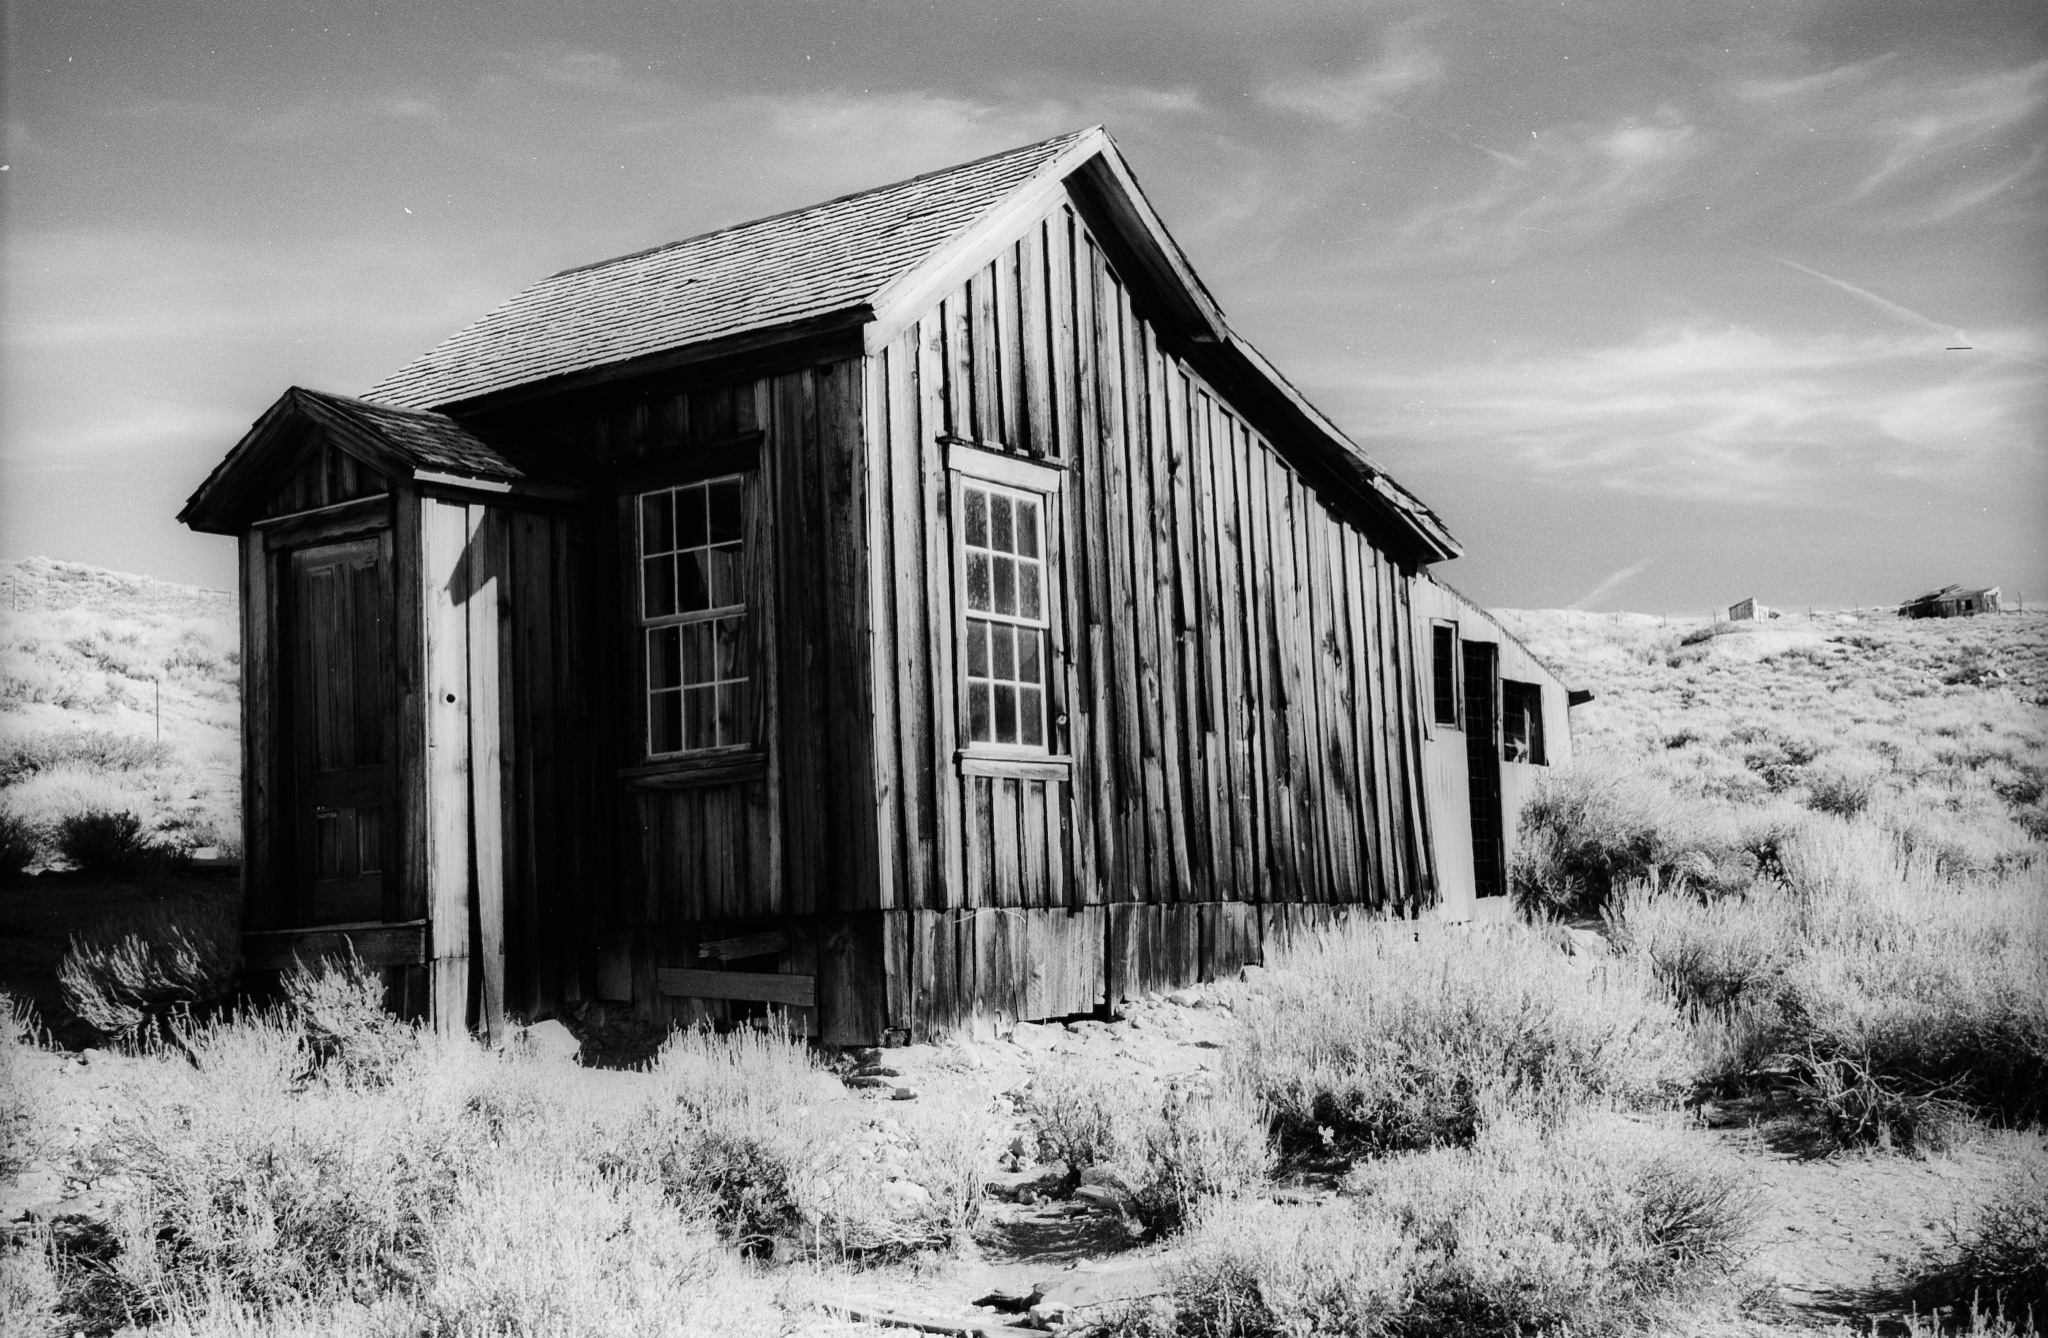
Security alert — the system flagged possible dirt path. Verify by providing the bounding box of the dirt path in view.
[1697,1106,2038,1327]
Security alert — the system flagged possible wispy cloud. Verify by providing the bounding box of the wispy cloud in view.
[1319,323,2048,503]
[1569,557,1653,610]
[1387,107,1702,261]
[1264,30,1442,129]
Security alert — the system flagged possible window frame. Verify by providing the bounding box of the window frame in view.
[616,432,769,787]
[1429,620,1463,733]
[1501,680,1546,766]
[944,437,1071,778]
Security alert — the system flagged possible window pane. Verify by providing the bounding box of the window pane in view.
[677,484,708,550]
[992,555,1015,616]
[991,622,1015,680]
[681,621,712,685]
[968,682,991,743]
[716,681,744,747]
[715,616,746,680]
[966,619,988,677]
[1016,498,1039,558]
[1019,687,1044,748]
[650,689,682,755]
[964,486,988,548]
[643,555,676,618]
[641,491,674,554]
[708,479,743,545]
[990,492,1014,554]
[1017,627,1041,685]
[708,544,742,608]
[966,551,991,613]
[993,684,1016,744]
[649,626,681,689]
[680,551,711,613]
[1018,562,1041,622]
[684,685,715,751]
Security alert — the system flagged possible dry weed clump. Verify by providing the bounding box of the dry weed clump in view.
[0,807,38,881]
[1022,1056,1273,1235]
[58,894,240,1045]
[1126,1115,1756,1338]
[1902,1152,2048,1329]
[1239,920,1695,1159]
[632,1023,993,1259]
[1608,809,2048,1149]
[43,967,812,1336]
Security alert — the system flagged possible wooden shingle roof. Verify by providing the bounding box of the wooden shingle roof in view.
[178,387,583,532]
[368,129,1095,411]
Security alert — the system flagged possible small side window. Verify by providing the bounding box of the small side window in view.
[1502,680,1545,765]
[1431,622,1460,728]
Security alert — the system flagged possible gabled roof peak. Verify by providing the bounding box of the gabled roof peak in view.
[547,127,1103,283]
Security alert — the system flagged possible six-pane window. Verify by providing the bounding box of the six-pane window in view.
[639,476,748,755]
[961,481,1048,749]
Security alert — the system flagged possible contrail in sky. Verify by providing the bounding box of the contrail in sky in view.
[1766,255,1963,340]
[1568,557,1652,611]
[1768,253,2048,369]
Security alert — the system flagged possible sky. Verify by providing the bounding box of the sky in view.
[3,0,2044,614]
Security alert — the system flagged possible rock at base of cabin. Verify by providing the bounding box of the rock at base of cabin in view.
[1164,990,1198,1007]
[510,1019,582,1064]
[891,1085,918,1100]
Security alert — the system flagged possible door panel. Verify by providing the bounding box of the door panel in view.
[288,536,395,925]
[1461,640,1505,900]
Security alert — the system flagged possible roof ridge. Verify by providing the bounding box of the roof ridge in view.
[292,385,453,420]
[544,126,1098,282]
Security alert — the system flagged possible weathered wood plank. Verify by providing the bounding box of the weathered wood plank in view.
[422,498,472,1036]
[1165,365,1214,903]
[865,350,902,912]
[465,506,507,1042]
[244,920,428,971]
[698,929,789,961]
[656,968,817,1008]
[920,310,967,909]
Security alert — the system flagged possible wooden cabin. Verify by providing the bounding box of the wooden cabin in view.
[179,127,1583,1044]
[1900,585,2001,618]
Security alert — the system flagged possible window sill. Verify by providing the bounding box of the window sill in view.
[621,749,767,789]
[956,750,1072,781]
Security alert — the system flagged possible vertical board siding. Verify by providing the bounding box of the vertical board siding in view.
[867,199,1438,1030]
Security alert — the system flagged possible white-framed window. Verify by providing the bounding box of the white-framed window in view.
[637,474,748,755]
[960,479,1050,751]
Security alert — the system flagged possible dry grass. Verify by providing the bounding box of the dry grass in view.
[1022,1056,1273,1235]
[1509,608,2047,1153]
[0,558,239,866]
[9,959,992,1336]
[56,891,241,1046]
[1125,1114,1756,1338]
[1238,919,1696,1158]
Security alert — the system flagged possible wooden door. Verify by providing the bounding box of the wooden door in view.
[1461,640,1505,900]
[287,536,395,925]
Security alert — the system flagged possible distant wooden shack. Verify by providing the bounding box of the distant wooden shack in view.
[178,127,1582,1044]
[1727,597,1757,622]
[1900,585,2001,618]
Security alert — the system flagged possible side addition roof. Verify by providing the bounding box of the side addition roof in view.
[178,387,582,534]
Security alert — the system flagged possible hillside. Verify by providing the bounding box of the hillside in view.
[1495,606,2048,866]
[0,557,240,864]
